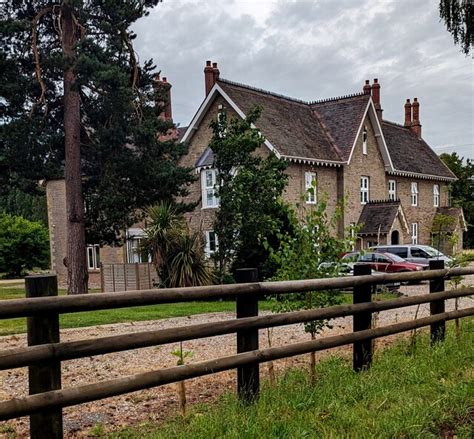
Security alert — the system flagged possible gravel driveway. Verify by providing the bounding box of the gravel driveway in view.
[1,270,473,438]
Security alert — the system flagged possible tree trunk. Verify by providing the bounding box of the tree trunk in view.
[62,3,88,294]
[267,328,276,385]
[309,332,316,385]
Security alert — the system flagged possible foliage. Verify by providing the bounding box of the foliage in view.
[142,203,213,288]
[439,0,473,55]
[440,152,474,247]
[0,188,48,225]
[0,1,194,245]
[267,194,353,337]
[0,213,49,277]
[110,321,474,439]
[209,106,291,281]
[431,212,458,253]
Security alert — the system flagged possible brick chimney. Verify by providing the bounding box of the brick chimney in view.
[404,99,412,127]
[363,79,371,95]
[153,74,173,121]
[371,78,383,119]
[204,60,216,96]
[410,97,422,138]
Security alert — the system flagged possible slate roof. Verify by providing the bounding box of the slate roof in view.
[311,94,370,161]
[187,78,455,179]
[218,79,342,162]
[382,121,455,179]
[357,200,402,235]
[176,126,188,142]
[435,207,466,232]
[196,147,214,168]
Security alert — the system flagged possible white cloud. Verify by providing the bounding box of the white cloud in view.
[133,0,473,158]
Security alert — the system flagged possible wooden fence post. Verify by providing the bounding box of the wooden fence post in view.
[235,268,259,403]
[25,274,63,439]
[429,259,445,344]
[353,264,373,371]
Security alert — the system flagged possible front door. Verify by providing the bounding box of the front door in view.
[391,230,399,245]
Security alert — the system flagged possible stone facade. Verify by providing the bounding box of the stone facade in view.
[45,179,126,289]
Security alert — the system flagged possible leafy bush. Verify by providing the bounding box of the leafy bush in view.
[0,213,50,278]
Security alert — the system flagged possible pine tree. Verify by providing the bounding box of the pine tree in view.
[1,1,194,293]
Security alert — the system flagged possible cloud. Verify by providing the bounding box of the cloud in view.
[133,0,473,158]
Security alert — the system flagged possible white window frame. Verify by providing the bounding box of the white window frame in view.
[388,180,396,201]
[411,223,418,245]
[86,244,100,270]
[201,169,219,208]
[360,176,369,204]
[411,182,418,206]
[350,222,356,251]
[362,126,368,155]
[205,231,218,257]
[433,184,440,207]
[305,171,317,204]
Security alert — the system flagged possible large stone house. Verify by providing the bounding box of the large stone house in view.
[46,61,466,288]
[178,61,466,257]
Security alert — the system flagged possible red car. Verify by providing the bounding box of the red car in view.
[342,251,425,273]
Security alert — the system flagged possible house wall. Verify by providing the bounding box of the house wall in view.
[391,177,450,246]
[45,179,126,289]
[343,115,387,228]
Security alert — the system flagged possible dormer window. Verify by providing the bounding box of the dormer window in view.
[362,126,368,155]
[202,169,219,208]
[411,182,418,206]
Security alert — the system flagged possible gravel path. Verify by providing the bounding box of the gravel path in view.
[1,271,473,438]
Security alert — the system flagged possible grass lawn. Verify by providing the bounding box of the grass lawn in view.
[0,284,398,336]
[107,320,474,439]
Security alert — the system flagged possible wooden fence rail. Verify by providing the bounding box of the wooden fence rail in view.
[0,261,473,438]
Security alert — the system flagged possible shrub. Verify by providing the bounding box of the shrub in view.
[0,213,50,278]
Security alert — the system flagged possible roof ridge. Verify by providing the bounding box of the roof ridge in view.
[218,78,310,105]
[310,92,367,105]
[382,120,410,130]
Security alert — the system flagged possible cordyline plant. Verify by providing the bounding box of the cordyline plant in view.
[266,191,356,383]
[1,1,193,293]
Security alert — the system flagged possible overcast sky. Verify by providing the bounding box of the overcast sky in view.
[133,0,473,159]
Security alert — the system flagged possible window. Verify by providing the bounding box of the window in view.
[360,176,369,204]
[359,253,373,262]
[374,254,390,263]
[87,245,100,270]
[202,169,219,208]
[410,182,418,206]
[411,223,418,244]
[433,184,440,207]
[205,231,218,257]
[381,246,408,258]
[305,172,317,204]
[362,126,368,155]
[388,180,396,201]
[411,247,429,258]
[126,228,150,263]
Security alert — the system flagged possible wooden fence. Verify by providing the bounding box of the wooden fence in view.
[100,263,157,292]
[0,261,473,438]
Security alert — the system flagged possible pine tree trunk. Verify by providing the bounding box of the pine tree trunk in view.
[62,3,88,294]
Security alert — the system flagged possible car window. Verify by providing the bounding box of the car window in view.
[359,253,373,262]
[384,253,405,263]
[387,247,408,258]
[411,247,428,258]
[374,254,390,263]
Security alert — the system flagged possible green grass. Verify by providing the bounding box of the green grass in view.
[107,320,473,439]
[0,285,397,336]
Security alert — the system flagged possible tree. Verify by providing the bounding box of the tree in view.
[142,202,213,288]
[0,188,48,225]
[440,153,474,247]
[209,106,291,282]
[1,1,194,293]
[0,214,50,278]
[439,0,473,55]
[267,195,353,383]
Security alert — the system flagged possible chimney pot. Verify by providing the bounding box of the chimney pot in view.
[371,79,382,119]
[363,79,371,95]
[404,98,412,127]
[204,60,216,96]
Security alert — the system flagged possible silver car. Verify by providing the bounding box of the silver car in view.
[370,244,451,266]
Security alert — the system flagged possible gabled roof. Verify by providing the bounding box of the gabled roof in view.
[383,121,456,180]
[181,77,454,180]
[311,94,370,161]
[218,79,342,162]
[436,207,468,232]
[357,200,408,235]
